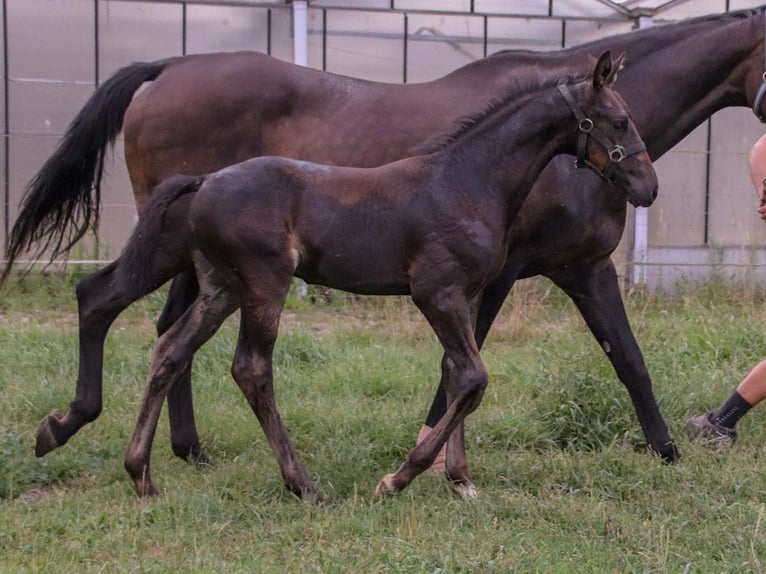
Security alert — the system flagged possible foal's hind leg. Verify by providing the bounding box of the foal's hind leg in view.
[124,282,238,497]
[157,271,211,465]
[231,277,319,501]
[35,260,178,457]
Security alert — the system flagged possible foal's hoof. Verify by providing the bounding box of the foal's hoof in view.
[452,479,478,499]
[34,411,66,457]
[298,489,325,505]
[374,473,401,497]
[188,450,213,467]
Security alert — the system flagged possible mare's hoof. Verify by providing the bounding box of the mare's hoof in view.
[428,451,447,476]
[452,479,478,499]
[173,444,213,467]
[374,473,400,497]
[34,411,66,457]
[660,441,681,464]
[134,480,160,498]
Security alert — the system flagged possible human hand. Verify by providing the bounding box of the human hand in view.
[758,203,766,221]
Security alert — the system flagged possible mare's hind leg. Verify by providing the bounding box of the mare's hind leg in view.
[35,259,178,457]
[376,286,487,497]
[157,271,211,465]
[547,258,678,462]
[231,274,318,501]
[124,276,238,497]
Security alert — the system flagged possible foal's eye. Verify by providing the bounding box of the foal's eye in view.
[613,118,628,130]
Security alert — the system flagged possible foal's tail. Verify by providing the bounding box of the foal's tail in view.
[0,59,170,288]
[120,174,205,296]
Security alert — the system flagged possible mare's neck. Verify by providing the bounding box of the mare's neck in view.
[601,11,762,158]
[483,10,764,160]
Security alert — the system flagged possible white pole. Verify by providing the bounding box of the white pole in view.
[292,1,308,67]
[292,1,310,297]
[632,15,653,285]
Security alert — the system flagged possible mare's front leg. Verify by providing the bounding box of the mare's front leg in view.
[157,271,210,465]
[35,260,168,457]
[376,286,488,497]
[124,283,238,497]
[546,258,679,463]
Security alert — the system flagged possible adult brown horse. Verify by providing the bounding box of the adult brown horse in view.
[115,52,656,499]
[6,7,766,467]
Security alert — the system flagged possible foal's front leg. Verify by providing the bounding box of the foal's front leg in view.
[376,287,487,497]
[418,260,523,476]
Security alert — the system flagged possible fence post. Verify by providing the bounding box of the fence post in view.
[292,0,308,67]
[292,1,309,298]
[631,14,653,286]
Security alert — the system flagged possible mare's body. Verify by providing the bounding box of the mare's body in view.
[10,7,766,465]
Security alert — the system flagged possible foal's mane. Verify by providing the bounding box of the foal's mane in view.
[413,68,587,156]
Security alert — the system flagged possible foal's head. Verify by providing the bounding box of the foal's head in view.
[565,51,658,208]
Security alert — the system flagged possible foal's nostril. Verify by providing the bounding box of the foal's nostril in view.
[652,186,658,200]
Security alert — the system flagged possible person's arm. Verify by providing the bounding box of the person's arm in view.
[749,134,766,202]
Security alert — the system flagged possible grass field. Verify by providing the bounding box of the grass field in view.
[2,272,766,572]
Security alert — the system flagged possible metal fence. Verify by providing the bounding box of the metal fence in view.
[2,0,766,288]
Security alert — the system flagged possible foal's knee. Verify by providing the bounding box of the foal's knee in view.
[455,365,488,411]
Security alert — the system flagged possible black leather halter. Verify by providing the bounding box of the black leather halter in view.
[752,11,766,122]
[557,83,647,182]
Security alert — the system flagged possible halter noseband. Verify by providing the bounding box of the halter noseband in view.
[752,11,766,122]
[557,83,647,182]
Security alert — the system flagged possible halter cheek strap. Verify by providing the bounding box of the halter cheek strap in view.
[557,83,647,182]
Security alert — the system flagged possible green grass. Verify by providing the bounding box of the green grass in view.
[2,273,766,572]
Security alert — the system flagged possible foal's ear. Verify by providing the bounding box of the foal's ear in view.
[609,52,626,83]
[592,50,613,89]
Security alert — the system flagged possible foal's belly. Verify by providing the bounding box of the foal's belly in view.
[294,248,412,296]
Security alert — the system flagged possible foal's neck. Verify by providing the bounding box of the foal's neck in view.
[437,86,575,218]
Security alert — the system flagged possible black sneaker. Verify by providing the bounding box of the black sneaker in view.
[685,411,736,447]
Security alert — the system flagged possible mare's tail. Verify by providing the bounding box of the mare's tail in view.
[119,175,205,295]
[0,59,170,288]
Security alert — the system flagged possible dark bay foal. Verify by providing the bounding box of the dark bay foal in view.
[117,52,657,499]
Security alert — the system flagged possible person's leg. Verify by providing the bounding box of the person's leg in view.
[686,359,766,445]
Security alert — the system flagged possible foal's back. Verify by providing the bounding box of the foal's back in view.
[189,154,449,296]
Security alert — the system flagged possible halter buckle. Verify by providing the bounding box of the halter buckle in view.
[608,145,627,163]
[578,118,594,133]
